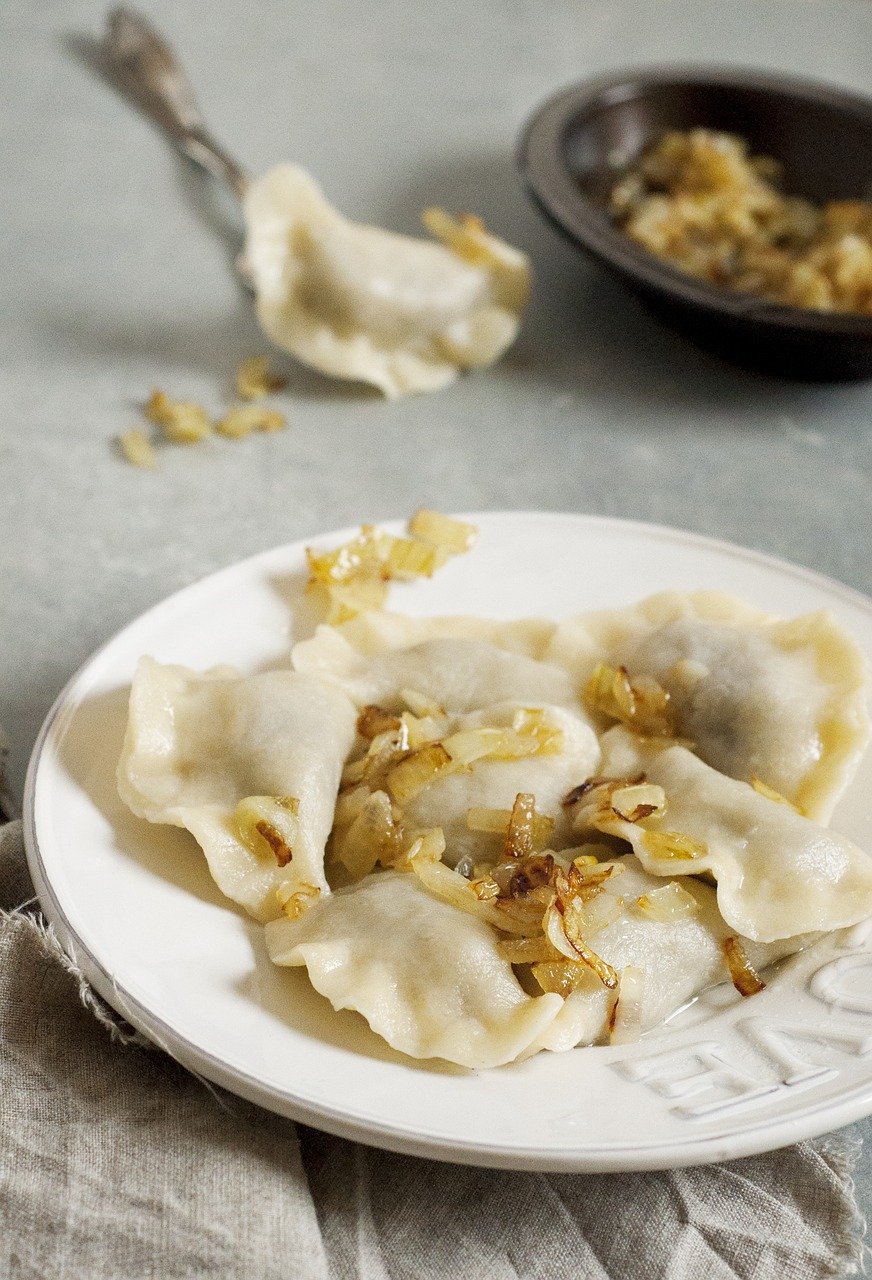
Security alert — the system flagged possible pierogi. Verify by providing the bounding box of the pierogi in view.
[242,166,531,399]
[118,581,872,1069]
[117,658,356,921]
[546,590,869,820]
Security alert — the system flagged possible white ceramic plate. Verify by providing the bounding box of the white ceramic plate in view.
[24,513,872,1172]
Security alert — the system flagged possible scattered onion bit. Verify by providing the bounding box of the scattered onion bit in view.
[386,743,453,804]
[217,405,286,438]
[423,207,492,263]
[119,428,158,470]
[400,688,445,718]
[751,777,797,808]
[570,843,619,864]
[235,795,299,864]
[442,727,505,766]
[609,965,646,1044]
[498,936,561,964]
[564,890,623,936]
[380,535,449,580]
[342,725,409,792]
[333,784,370,828]
[444,715,563,769]
[584,662,675,737]
[470,876,500,901]
[421,209,527,292]
[505,792,551,859]
[542,900,582,959]
[574,943,620,991]
[566,773,661,832]
[411,857,482,917]
[276,882,320,919]
[507,852,559,898]
[564,773,644,810]
[391,827,447,872]
[466,806,515,834]
[401,710,448,749]
[236,355,287,400]
[357,705,402,740]
[635,880,700,922]
[492,708,564,759]
[554,895,621,982]
[320,577,390,625]
[145,389,211,444]
[530,960,593,997]
[306,527,385,586]
[256,821,293,866]
[723,936,766,996]
[642,829,708,861]
[563,777,620,807]
[563,862,622,898]
[609,782,667,822]
[408,508,478,554]
[544,902,619,988]
[305,515,478,623]
[331,789,402,879]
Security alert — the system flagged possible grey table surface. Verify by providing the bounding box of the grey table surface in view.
[3,0,872,1266]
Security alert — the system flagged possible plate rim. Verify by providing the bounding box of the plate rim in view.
[22,510,872,1172]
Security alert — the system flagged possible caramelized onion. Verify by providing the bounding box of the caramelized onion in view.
[407,508,478,554]
[236,355,287,400]
[610,782,667,822]
[386,743,454,804]
[584,662,675,737]
[276,882,320,919]
[609,966,645,1044]
[635,880,700,922]
[235,795,299,865]
[357,705,403,740]
[750,777,796,808]
[723,936,766,996]
[504,792,552,859]
[642,829,708,861]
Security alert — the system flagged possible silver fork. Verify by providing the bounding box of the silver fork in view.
[100,7,249,200]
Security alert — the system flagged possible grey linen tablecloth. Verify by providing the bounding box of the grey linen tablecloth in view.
[0,798,864,1279]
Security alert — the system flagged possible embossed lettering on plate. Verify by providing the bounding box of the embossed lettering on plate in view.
[810,955,872,1015]
[739,1016,872,1087]
[614,1041,780,1119]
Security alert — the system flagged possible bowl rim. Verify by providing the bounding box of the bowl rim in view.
[518,64,872,336]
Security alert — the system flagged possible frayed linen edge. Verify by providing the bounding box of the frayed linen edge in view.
[3,905,153,1049]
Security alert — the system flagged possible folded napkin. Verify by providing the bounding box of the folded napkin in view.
[0,808,864,1279]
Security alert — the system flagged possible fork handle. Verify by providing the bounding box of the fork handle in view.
[102,7,249,198]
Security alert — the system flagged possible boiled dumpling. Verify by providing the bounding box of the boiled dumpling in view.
[570,725,872,943]
[297,609,557,662]
[295,618,600,869]
[532,856,806,1053]
[546,591,869,820]
[292,611,561,710]
[242,165,531,399]
[266,859,805,1065]
[400,702,600,866]
[265,871,564,1068]
[117,657,357,921]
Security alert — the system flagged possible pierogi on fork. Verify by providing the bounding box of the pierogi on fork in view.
[117,516,872,1069]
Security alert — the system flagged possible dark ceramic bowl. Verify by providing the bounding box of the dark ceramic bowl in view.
[518,67,872,380]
